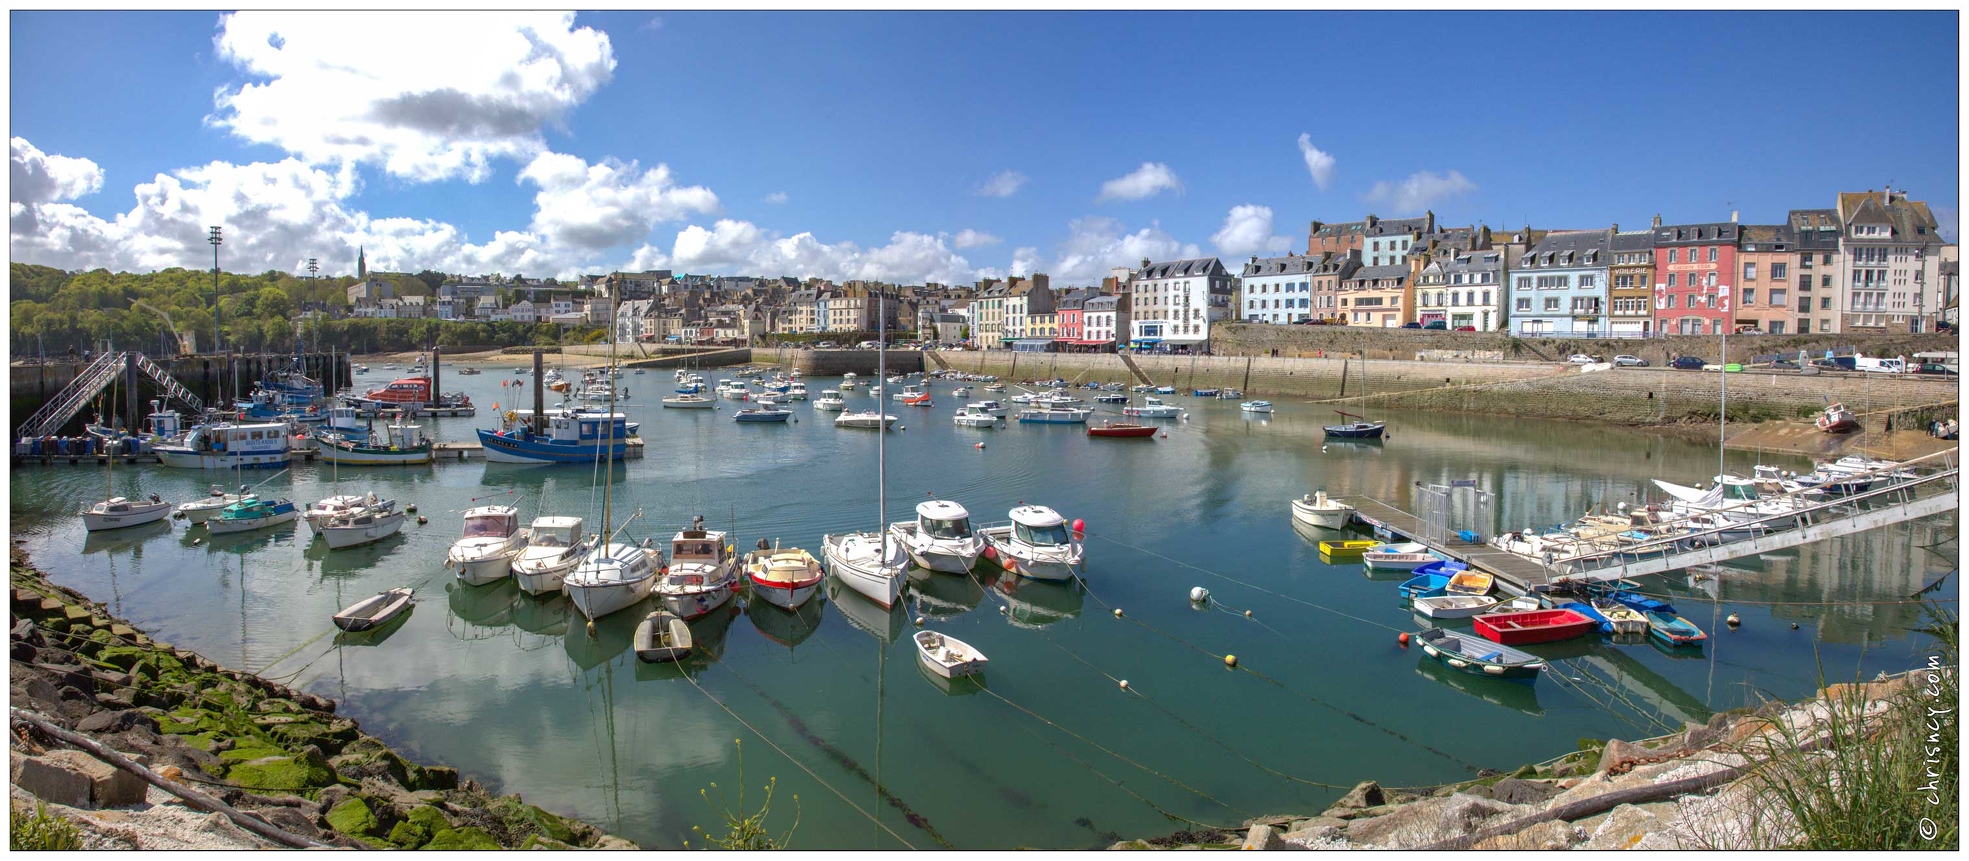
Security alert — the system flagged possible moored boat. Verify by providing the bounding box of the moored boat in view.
[655,518,738,620]
[1647,610,1708,646]
[206,496,299,535]
[914,630,988,678]
[743,542,825,609]
[179,485,250,524]
[509,516,597,595]
[332,588,414,632]
[953,404,1000,427]
[662,394,715,409]
[1291,490,1355,529]
[1398,559,1467,599]
[1473,608,1596,645]
[1122,397,1181,418]
[1017,407,1090,424]
[889,500,983,574]
[478,412,629,464]
[1239,400,1274,413]
[1444,570,1495,596]
[835,411,897,430]
[1318,539,1379,557]
[977,505,1083,581]
[565,538,664,621]
[1413,594,1501,619]
[1323,410,1386,439]
[84,495,172,532]
[317,504,406,550]
[446,505,529,585]
[1087,420,1157,438]
[732,405,792,423]
[633,610,694,663]
[1362,541,1435,571]
[823,530,907,608]
[1415,628,1546,679]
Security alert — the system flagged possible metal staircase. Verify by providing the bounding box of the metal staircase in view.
[1116,352,1154,386]
[14,351,204,439]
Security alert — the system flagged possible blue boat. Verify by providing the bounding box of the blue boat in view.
[1554,600,1615,634]
[1153,386,1175,395]
[478,412,629,464]
[1646,611,1708,646]
[1607,589,1676,616]
[1399,559,1468,599]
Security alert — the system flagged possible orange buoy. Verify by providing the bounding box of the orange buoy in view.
[1397,632,1410,646]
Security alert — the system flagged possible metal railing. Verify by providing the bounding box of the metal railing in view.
[14,351,206,439]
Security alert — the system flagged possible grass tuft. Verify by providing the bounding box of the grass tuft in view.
[686,738,801,850]
[12,802,85,851]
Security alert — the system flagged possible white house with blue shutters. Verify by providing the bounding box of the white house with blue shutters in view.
[1240,254,1317,323]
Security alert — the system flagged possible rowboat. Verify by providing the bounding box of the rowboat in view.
[1362,541,1435,571]
[1444,570,1495,596]
[1412,594,1500,619]
[1414,628,1545,680]
[332,588,414,632]
[743,544,825,609]
[1400,559,1468,600]
[633,610,694,663]
[1646,610,1708,646]
[1815,402,1859,433]
[1494,595,1543,613]
[1318,539,1379,557]
[1472,608,1596,645]
[1596,601,1649,635]
[1323,410,1385,439]
[914,630,988,678]
[1086,420,1157,438]
[1291,490,1355,529]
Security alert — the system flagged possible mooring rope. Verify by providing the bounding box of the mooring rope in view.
[1086,532,1406,634]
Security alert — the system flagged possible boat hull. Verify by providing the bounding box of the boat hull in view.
[748,576,821,610]
[155,448,291,470]
[567,576,655,621]
[1473,609,1596,645]
[207,509,298,535]
[178,497,238,524]
[83,502,172,532]
[659,581,737,620]
[1087,425,1157,438]
[478,429,626,464]
[319,512,405,549]
[823,534,906,608]
[316,445,434,465]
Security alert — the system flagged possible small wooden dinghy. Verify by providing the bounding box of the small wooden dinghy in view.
[1362,541,1435,571]
[1444,570,1495,596]
[1412,594,1500,619]
[914,630,988,678]
[1473,608,1596,645]
[1415,628,1545,680]
[333,588,413,632]
[1597,601,1650,635]
[634,610,695,663]
[1646,610,1708,646]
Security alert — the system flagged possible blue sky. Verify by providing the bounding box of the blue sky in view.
[9,11,1959,285]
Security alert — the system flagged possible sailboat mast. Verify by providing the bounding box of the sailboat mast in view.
[603,287,618,537]
[877,294,886,534]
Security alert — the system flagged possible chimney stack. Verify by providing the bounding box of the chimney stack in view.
[1651,214,1662,229]
[1730,210,1739,223]
[1611,223,1619,233]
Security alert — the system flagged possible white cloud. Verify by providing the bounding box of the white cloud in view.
[670,219,766,269]
[1008,246,1043,278]
[1363,170,1477,214]
[1097,162,1182,202]
[1047,216,1199,284]
[667,220,980,285]
[1296,133,1335,191]
[952,229,1000,249]
[517,151,717,251]
[764,191,788,205]
[10,137,104,208]
[625,243,669,271]
[975,170,1027,198]
[1211,205,1292,259]
[210,12,615,183]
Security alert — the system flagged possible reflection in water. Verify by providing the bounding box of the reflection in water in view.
[80,520,173,556]
[981,569,1083,629]
[908,570,984,619]
[1414,655,1542,717]
[917,657,988,697]
[827,577,906,643]
[748,595,826,655]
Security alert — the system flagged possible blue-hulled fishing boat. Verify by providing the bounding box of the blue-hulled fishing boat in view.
[478,412,629,464]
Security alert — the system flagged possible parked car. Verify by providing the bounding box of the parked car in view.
[1669,356,1707,370]
[1733,325,1761,334]
[1812,356,1857,372]
[1401,322,1423,329]
[1453,325,1476,332]
[1422,321,1448,330]
[1566,354,1598,364]
[1612,355,1648,367]
[1914,362,1957,376]
[1769,359,1800,370]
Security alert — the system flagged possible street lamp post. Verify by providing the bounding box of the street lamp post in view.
[209,226,224,402]
[307,257,320,353]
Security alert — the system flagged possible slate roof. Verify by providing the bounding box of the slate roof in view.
[1838,191,1941,242]
[1241,254,1319,277]
[1364,216,1430,237]
[1520,230,1611,269]
[1737,225,1797,251]
[1654,222,1740,246]
[1344,264,1411,285]
[1609,230,1657,253]
[1138,258,1228,280]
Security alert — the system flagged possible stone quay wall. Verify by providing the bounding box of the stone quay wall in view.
[1213,324,1959,365]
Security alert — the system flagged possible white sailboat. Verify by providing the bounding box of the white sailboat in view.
[83,380,171,532]
[824,296,909,608]
[564,297,666,620]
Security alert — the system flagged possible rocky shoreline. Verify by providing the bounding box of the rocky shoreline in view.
[7,546,638,850]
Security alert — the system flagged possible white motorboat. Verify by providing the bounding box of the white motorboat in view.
[823,530,908,608]
[205,496,299,535]
[1413,594,1502,620]
[1362,541,1436,571]
[662,394,715,409]
[785,383,809,401]
[154,421,292,470]
[953,404,1000,427]
[317,505,407,550]
[977,505,1083,581]
[1290,490,1354,529]
[509,516,597,595]
[84,495,172,532]
[446,505,530,585]
[179,485,250,524]
[733,405,792,422]
[951,386,970,399]
[566,538,664,620]
[1122,397,1181,418]
[1239,400,1274,414]
[302,492,391,535]
[971,400,1008,417]
[814,389,847,411]
[655,518,738,620]
[892,384,924,402]
[835,411,897,430]
[889,500,983,574]
[743,542,825,609]
[914,629,988,678]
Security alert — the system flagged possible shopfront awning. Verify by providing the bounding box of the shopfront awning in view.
[1070,339,1111,345]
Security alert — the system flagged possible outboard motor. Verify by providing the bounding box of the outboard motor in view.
[756,537,771,551]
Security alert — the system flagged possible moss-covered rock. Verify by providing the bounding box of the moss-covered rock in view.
[411,764,458,791]
[422,826,501,851]
[226,754,336,791]
[95,645,151,672]
[488,795,576,844]
[326,798,382,837]
[387,820,431,849]
[329,738,413,787]
[216,740,288,765]
[406,805,454,834]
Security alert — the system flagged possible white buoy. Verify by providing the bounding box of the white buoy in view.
[1189,586,1210,603]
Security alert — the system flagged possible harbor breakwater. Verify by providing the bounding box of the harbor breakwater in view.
[7,548,639,850]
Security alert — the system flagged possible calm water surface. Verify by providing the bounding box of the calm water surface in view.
[11,367,1955,849]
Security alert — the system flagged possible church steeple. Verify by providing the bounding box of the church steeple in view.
[357,246,366,280]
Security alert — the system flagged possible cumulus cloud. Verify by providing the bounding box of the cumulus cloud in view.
[1296,133,1335,191]
[1098,162,1182,202]
[952,229,1000,249]
[764,191,788,204]
[976,170,1027,198]
[1047,216,1199,284]
[1363,170,1477,213]
[1211,205,1292,259]
[517,151,717,250]
[670,219,766,269]
[10,137,104,207]
[625,243,669,271]
[210,12,615,183]
[1008,246,1044,278]
[667,219,981,285]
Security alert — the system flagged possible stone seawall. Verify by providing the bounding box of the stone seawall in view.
[922,350,1561,399]
[1214,324,1959,365]
[754,347,926,376]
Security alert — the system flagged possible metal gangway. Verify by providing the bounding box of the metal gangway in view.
[14,351,204,439]
[1534,449,1959,585]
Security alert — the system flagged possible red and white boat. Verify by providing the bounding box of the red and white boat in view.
[359,376,432,406]
[1472,608,1596,645]
[743,542,825,609]
[1815,402,1859,433]
[902,392,934,407]
[1086,420,1157,439]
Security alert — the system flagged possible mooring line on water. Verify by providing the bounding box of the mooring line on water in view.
[1085,532,1405,634]
[977,685,1252,820]
[1003,701,1236,833]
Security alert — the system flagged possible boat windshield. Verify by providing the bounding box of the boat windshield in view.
[1015,522,1071,547]
[461,515,511,538]
[532,527,572,547]
[922,517,972,540]
[1723,483,1760,502]
[674,539,719,560]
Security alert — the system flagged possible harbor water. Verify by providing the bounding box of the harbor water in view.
[10,367,1955,849]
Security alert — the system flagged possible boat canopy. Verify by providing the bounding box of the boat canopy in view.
[460,506,518,537]
[917,500,971,521]
[1009,505,1065,528]
[671,529,727,561]
[528,516,583,545]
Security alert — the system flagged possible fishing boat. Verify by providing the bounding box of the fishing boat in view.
[206,496,300,535]
[891,384,925,402]
[154,420,292,469]
[509,516,597,595]
[814,390,847,411]
[1414,628,1546,679]
[662,394,715,409]
[656,518,738,620]
[732,405,792,423]
[1323,410,1385,439]
[1191,388,1220,397]
[332,588,414,632]
[178,485,249,524]
[977,505,1084,581]
[902,392,934,407]
[633,610,694,663]
[317,405,373,442]
[835,410,897,430]
[1413,594,1501,619]
[446,505,530,585]
[316,503,406,550]
[1122,397,1181,418]
[1087,420,1157,438]
[1815,401,1859,433]
[478,412,629,464]
[1317,539,1379,557]
[953,404,1001,427]
[743,542,825,609]
[1016,407,1090,424]
[1362,541,1435,571]
[1239,400,1274,414]
[1444,570,1495,596]
[1472,608,1596,645]
[1291,490,1355,529]
[889,500,983,574]
[914,630,988,678]
[1646,610,1708,646]
[314,423,434,465]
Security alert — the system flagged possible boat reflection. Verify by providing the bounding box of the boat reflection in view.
[908,570,984,620]
[81,520,172,556]
[510,593,573,637]
[748,595,826,655]
[301,531,407,577]
[446,578,519,628]
[1414,654,1543,717]
[562,599,641,670]
[981,568,1082,629]
[828,577,906,642]
[334,605,414,647]
[917,654,988,697]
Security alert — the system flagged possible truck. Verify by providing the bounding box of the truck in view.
[1854,355,1907,374]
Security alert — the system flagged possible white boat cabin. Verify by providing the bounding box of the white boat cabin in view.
[1010,505,1073,547]
[460,506,521,540]
[183,422,291,455]
[528,515,584,547]
[917,500,974,539]
[671,527,732,569]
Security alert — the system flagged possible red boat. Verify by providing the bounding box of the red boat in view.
[1473,608,1595,645]
[1087,420,1157,439]
[1815,402,1859,433]
[361,376,433,406]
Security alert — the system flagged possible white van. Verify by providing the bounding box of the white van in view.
[1854,356,1907,374]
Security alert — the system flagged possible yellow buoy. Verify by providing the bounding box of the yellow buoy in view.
[585,620,597,638]
[1224,654,1238,668]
